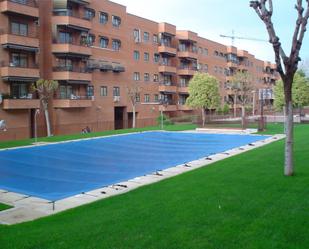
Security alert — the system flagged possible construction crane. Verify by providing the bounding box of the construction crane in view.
[220,30,268,46]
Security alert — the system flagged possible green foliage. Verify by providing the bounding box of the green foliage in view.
[274,71,309,111]
[31,79,59,101]
[186,73,220,110]
[222,103,230,115]
[156,114,173,126]
[217,106,223,114]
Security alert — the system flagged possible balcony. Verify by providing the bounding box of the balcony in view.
[52,67,92,83]
[0,32,39,52]
[159,84,177,93]
[178,86,189,93]
[0,64,39,81]
[176,30,198,42]
[159,104,177,112]
[52,13,92,31]
[53,98,93,109]
[158,65,177,74]
[227,61,239,69]
[158,23,176,36]
[177,50,198,60]
[178,104,193,111]
[0,0,39,18]
[177,67,196,76]
[2,98,40,110]
[52,42,92,57]
[158,45,177,56]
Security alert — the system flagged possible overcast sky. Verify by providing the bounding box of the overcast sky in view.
[112,0,309,63]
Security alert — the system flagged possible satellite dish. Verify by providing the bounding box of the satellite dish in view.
[0,120,7,131]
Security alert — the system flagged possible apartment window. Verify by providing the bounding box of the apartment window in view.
[154,94,159,102]
[143,32,149,42]
[11,83,27,99]
[144,52,149,62]
[133,50,140,60]
[57,58,73,71]
[180,78,188,87]
[59,85,72,99]
[135,93,140,102]
[87,86,94,97]
[100,37,109,48]
[100,86,108,96]
[99,12,108,24]
[88,34,95,46]
[11,53,27,67]
[112,15,121,27]
[204,64,208,73]
[133,72,140,81]
[153,34,158,44]
[113,87,120,96]
[144,94,150,103]
[84,8,95,20]
[204,48,208,56]
[154,53,160,63]
[112,39,121,51]
[144,73,150,82]
[133,29,141,42]
[58,31,72,44]
[11,22,28,36]
[199,47,203,54]
[153,74,159,82]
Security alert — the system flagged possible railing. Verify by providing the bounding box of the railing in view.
[53,66,90,73]
[178,47,198,53]
[53,38,92,47]
[0,61,38,68]
[1,93,37,100]
[159,82,175,86]
[0,29,38,38]
[53,10,92,21]
[55,95,93,100]
[178,66,198,71]
[1,0,38,8]
[159,41,176,48]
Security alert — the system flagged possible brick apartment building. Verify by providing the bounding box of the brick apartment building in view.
[0,0,277,141]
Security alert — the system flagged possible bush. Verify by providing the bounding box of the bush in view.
[223,103,230,115]
[156,114,173,126]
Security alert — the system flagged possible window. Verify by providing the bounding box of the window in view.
[135,93,140,102]
[144,73,150,82]
[100,86,107,96]
[153,74,159,82]
[199,47,203,54]
[204,48,208,56]
[154,94,159,102]
[112,15,121,27]
[11,22,28,36]
[88,34,95,46]
[153,34,158,44]
[112,39,121,51]
[133,72,140,81]
[84,8,95,20]
[204,64,208,73]
[87,86,94,97]
[58,31,72,43]
[134,50,140,60]
[11,53,27,67]
[143,32,149,42]
[99,12,108,24]
[113,87,120,96]
[57,58,73,71]
[11,83,27,99]
[144,52,149,62]
[100,37,109,48]
[133,29,141,42]
[154,53,160,63]
[144,94,150,103]
[214,66,218,73]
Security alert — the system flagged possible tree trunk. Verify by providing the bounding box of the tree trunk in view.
[284,99,294,176]
[42,101,51,137]
[201,108,205,127]
[241,105,246,130]
[234,94,237,118]
[132,105,136,129]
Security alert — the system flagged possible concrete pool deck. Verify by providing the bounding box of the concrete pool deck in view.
[0,130,285,225]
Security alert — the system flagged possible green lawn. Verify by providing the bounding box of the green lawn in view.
[0,124,308,249]
[0,124,197,149]
[0,203,11,212]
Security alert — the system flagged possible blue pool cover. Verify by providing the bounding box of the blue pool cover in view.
[0,132,269,201]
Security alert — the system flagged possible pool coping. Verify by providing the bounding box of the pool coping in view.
[0,131,285,225]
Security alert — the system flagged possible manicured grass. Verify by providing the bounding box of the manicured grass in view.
[0,124,197,149]
[0,203,11,212]
[0,124,308,249]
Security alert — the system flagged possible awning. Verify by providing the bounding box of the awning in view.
[2,44,39,53]
[99,61,113,71]
[53,52,90,59]
[2,76,39,82]
[112,64,125,73]
[60,80,90,85]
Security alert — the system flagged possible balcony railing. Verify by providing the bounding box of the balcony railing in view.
[178,66,198,71]
[53,38,92,47]
[178,47,198,53]
[0,29,38,38]
[0,61,38,68]
[53,66,89,73]
[1,0,38,8]
[53,10,92,21]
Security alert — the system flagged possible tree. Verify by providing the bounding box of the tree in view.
[126,83,141,128]
[274,71,309,113]
[32,79,58,137]
[231,71,253,129]
[250,0,309,176]
[186,73,220,126]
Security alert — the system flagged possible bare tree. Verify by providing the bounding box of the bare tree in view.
[250,0,309,176]
[127,84,141,128]
[231,71,253,129]
[32,79,58,137]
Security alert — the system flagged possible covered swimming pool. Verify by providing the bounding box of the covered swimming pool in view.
[0,131,269,201]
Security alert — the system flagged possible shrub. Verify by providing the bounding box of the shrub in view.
[157,114,173,126]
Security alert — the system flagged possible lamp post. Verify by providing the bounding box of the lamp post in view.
[34,109,40,143]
